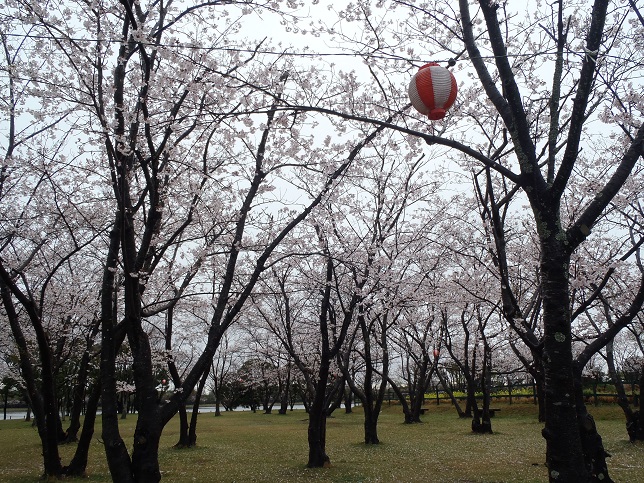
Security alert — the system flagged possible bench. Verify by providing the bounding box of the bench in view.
[489,408,501,417]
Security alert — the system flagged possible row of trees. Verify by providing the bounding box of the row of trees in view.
[211,318,643,423]
[0,0,643,481]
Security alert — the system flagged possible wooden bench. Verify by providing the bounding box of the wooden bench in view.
[489,408,501,417]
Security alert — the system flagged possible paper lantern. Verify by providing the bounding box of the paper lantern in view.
[408,63,457,120]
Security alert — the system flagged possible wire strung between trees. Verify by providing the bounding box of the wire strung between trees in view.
[3,32,643,68]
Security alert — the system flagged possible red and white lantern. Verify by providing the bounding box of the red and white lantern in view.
[408,63,457,120]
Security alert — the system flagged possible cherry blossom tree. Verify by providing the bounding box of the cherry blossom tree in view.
[388,301,442,423]
[248,236,348,466]
[457,2,642,478]
[324,133,449,443]
[319,0,644,479]
[3,0,404,479]
[244,158,383,464]
[0,11,108,473]
[4,0,643,481]
[236,321,294,414]
[210,334,241,415]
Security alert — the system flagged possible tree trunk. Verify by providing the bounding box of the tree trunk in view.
[127,316,165,483]
[409,388,425,424]
[540,240,588,482]
[41,407,63,478]
[572,368,613,482]
[174,403,190,448]
[436,369,466,418]
[535,373,546,423]
[131,406,163,483]
[473,344,492,434]
[213,366,222,417]
[307,359,331,468]
[64,382,101,476]
[465,377,477,420]
[187,367,210,447]
[637,363,644,441]
[606,340,639,441]
[325,379,345,417]
[307,381,330,468]
[102,376,134,483]
[279,367,291,415]
[1,280,63,478]
[363,405,380,444]
[344,387,353,414]
[118,392,127,419]
[278,397,289,414]
[187,407,199,447]
[354,310,389,444]
[387,377,414,423]
[64,345,95,443]
[308,407,329,468]
[100,216,134,482]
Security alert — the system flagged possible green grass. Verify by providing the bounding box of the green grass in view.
[0,403,642,482]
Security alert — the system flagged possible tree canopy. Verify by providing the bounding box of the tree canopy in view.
[0,1,642,481]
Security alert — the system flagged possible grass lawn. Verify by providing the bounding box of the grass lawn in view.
[0,402,642,482]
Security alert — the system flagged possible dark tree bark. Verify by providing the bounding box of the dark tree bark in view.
[435,369,466,418]
[340,310,388,444]
[326,378,346,417]
[638,363,644,440]
[362,387,385,443]
[363,407,380,445]
[166,304,190,448]
[131,400,163,483]
[278,363,292,415]
[0,279,62,477]
[472,336,492,434]
[442,305,492,430]
[539,233,588,480]
[458,0,644,478]
[63,381,101,476]
[187,367,210,447]
[307,365,332,468]
[261,374,278,415]
[63,351,88,443]
[175,404,190,448]
[389,324,437,423]
[307,259,340,467]
[343,386,353,414]
[64,319,100,443]
[386,377,415,423]
[100,215,134,483]
[572,364,613,482]
[302,245,363,467]
[212,366,222,417]
[606,340,639,441]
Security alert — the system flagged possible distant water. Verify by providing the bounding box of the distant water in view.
[1,404,308,421]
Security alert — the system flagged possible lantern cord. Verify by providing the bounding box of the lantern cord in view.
[2,32,643,68]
